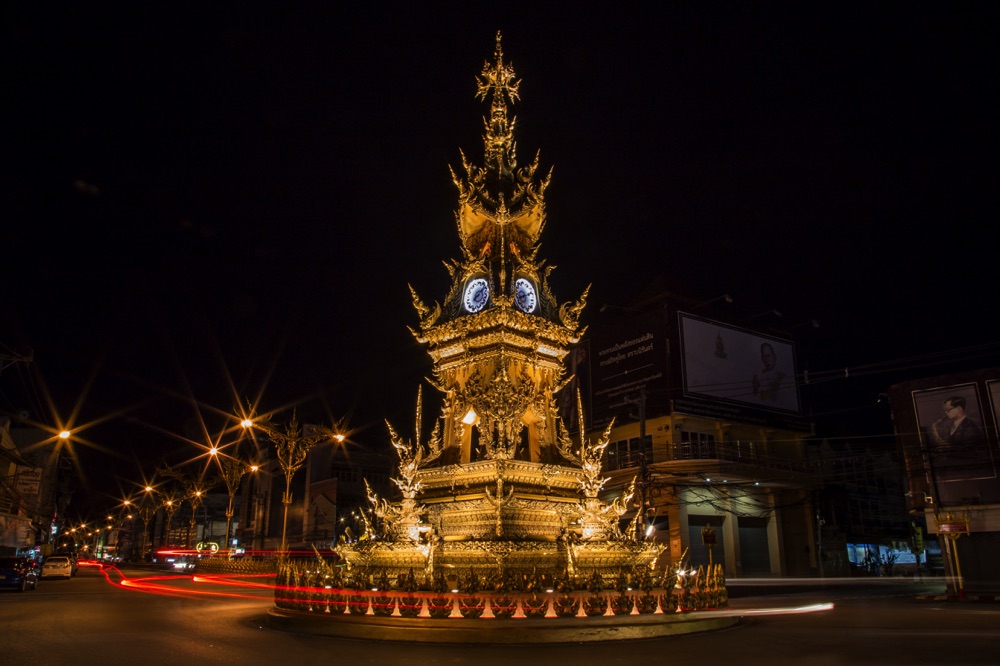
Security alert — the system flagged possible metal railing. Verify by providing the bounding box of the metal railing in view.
[607,441,819,477]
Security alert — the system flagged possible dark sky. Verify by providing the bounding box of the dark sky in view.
[3,4,997,515]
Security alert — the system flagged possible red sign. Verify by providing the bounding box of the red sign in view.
[937,522,968,534]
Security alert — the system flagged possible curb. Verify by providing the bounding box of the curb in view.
[266,607,743,644]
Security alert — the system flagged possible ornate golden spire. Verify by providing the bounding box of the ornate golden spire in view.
[476,31,520,175]
[445,31,553,306]
[410,33,588,341]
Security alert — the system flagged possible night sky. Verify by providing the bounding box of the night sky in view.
[3,4,997,516]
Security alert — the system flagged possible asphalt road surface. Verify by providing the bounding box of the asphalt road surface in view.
[2,564,997,665]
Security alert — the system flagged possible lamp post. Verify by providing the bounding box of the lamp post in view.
[216,456,258,553]
[242,410,341,553]
[161,492,180,549]
[118,501,135,561]
[103,521,113,560]
[184,476,211,549]
[136,486,157,561]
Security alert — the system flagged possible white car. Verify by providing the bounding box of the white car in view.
[41,555,73,579]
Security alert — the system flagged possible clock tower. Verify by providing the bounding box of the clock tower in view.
[282,35,719,616]
[409,32,589,469]
[358,33,657,569]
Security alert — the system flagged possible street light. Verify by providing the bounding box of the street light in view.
[182,475,212,548]
[133,485,158,561]
[115,500,136,561]
[241,410,341,553]
[694,293,733,309]
[160,490,181,548]
[153,465,214,549]
[746,308,783,322]
[215,455,259,554]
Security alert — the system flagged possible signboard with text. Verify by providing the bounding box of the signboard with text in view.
[586,309,670,427]
[936,521,968,534]
[15,467,42,496]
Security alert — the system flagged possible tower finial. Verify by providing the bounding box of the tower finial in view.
[476,32,520,107]
[476,31,520,172]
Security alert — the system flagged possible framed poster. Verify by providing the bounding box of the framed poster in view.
[912,383,995,486]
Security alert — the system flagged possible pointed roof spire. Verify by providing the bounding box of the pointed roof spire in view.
[476,31,520,175]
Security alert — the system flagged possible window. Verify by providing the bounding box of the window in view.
[676,431,717,459]
[605,436,652,471]
[331,465,358,483]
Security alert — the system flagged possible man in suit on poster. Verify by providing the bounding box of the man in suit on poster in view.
[929,395,990,482]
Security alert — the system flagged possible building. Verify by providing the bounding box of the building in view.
[303,438,391,546]
[571,301,820,577]
[1,417,74,556]
[888,368,1000,594]
[0,417,35,555]
[809,436,919,577]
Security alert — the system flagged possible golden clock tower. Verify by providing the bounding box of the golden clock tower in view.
[352,34,660,580]
[273,37,732,626]
[409,33,588,469]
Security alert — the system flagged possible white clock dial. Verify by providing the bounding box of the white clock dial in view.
[514,278,537,313]
[463,278,490,313]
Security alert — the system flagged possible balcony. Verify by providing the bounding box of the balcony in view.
[606,439,819,483]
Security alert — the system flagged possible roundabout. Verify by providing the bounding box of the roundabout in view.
[265,604,742,644]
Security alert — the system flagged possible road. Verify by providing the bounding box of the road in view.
[1,564,998,665]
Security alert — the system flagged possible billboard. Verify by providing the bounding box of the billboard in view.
[891,370,1000,508]
[912,383,997,488]
[567,309,810,432]
[678,313,801,414]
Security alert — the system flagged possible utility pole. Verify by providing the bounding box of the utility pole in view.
[624,388,651,540]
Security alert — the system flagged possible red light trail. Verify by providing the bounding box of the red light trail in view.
[96,563,276,601]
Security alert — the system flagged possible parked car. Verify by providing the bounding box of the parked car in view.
[0,557,39,592]
[41,555,73,579]
[54,551,79,576]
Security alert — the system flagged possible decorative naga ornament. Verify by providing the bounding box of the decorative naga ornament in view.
[337,33,663,590]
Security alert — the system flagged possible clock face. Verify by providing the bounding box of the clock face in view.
[463,278,490,313]
[513,278,537,313]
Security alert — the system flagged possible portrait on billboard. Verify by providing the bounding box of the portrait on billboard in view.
[912,383,996,485]
[678,314,800,413]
